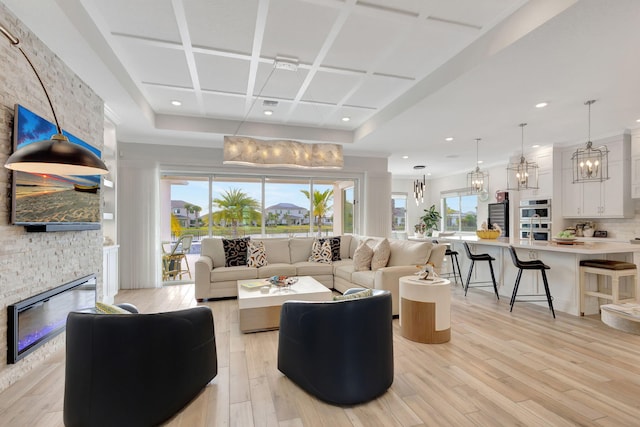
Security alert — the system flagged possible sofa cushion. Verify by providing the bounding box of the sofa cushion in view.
[371,238,391,270]
[202,238,226,268]
[294,261,334,276]
[334,263,355,281]
[319,237,341,261]
[289,238,314,263]
[223,237,249,267]
[388,240,432,267]
[257,263,297,278]
[351,270,375,288]
[211,265,257,282]
[340,235,353,260]
[258,238,291,264]
[353,241,374,271]
[309,239,332,264]
[247,241,267,268]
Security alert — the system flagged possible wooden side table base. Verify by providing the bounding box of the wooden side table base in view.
[400,298,450,343]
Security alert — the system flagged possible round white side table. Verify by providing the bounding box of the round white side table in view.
[399,276,451,344]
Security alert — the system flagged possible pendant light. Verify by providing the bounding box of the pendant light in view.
[506,123,539,190]
[571,100,609,183]
[467,138,488,193]
[413,174,425,206]
[1,24,108,176]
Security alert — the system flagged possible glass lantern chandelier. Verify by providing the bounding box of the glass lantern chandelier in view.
[572,100,609,183]
[506,123,539,190]
[467,138,488,193]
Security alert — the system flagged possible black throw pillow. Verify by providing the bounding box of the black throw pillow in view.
[222,237,250,267]
[319,236,341,261]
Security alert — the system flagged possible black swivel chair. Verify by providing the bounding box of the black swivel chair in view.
[64,306,217,427]
[508,246,555,318]
[462,242,499,299]
[278,289,393,405]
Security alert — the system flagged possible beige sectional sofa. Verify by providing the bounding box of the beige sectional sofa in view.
[195,235,447,315]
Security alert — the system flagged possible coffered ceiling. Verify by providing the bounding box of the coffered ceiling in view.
[4,0,640,178]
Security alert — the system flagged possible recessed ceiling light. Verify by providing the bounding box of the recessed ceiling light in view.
[264,110,273,116]
[427,172,432,176]
[171,100,182,106]
[341,116,350,122]
[478,160,484,164]
[532,144,540,148]
[636,118,640,123]
[535,102,548,108]
[445,137,453,142]
[402,155,409,159]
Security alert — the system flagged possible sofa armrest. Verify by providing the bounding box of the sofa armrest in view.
[195,256,214,300]
[374,266,419,316]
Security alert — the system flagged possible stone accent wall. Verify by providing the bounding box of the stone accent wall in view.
[0,4,103,391]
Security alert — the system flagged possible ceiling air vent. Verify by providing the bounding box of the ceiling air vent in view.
[263,100,279,107]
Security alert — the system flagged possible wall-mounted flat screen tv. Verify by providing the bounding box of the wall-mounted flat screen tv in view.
[11,104,101,231]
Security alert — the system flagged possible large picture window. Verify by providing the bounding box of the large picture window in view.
[442,192,477,232]
[161,174,358,240]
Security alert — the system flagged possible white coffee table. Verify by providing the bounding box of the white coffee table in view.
[237,276,332,333]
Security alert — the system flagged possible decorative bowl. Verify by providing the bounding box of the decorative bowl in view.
[476,230,501,239]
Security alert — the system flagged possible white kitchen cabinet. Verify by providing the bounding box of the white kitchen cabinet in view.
[103,245,119,304]
[561,135,632,219]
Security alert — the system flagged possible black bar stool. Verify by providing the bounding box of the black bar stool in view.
[508,246,555,318]
[433,240,462,285]
[462,242,499,299]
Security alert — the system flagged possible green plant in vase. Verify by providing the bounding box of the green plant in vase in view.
[420,205,442,237]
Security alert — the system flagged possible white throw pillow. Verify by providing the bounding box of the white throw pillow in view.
[246,240,267,268]
[308,239,333,264]
[353,240,374,271]
[371,238,391,270]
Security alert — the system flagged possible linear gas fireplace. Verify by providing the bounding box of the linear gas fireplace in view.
[7,274,97,364]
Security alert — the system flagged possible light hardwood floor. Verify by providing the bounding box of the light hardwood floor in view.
[2,283,640,426]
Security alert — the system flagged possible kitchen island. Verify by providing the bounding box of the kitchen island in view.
[431,235,640,316]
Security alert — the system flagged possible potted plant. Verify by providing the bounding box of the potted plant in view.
[420,205,442,237]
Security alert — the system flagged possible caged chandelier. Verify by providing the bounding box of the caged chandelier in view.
[506,123,539,190]
[467,138,488,193]
[572,100,608,183]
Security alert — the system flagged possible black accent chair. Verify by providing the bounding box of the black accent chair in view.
[278,289,393,405]
[463,242,499,299]
[63,306,217,427]
[508,245,555,318]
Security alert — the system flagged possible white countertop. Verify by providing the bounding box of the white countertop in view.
[434,235,640,254]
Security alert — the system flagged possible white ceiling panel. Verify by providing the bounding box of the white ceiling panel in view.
[196,54,250,94]
[303,70,363,105]
[117,42,192,87]
[93,0,181,43]
[323,9,406,71]
[184,0,258,54]
[283,102,345,127]
[261,0,340,64]
[253,64,309,100]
